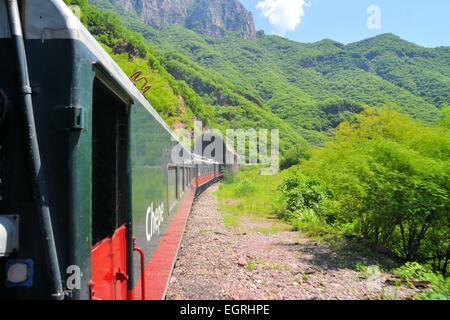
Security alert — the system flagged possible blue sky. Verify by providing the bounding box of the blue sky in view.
[241,0,450,47]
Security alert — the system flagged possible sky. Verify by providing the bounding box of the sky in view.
[240,0,450,47]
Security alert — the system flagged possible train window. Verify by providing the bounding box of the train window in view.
[91,78,130,245]
[168,165,177,212]
[178,166,184,196]
[180,167,183,192]
[181,167,184,191]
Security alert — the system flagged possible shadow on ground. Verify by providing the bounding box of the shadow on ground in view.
[278,237,401,273]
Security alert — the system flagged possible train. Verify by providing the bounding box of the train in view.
[0,0,237,300]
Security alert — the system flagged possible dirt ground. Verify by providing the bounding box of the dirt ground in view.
[166,184,419,300]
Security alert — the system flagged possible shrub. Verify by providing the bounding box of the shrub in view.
[440,105,450,129]
[234,178,257,197]
[394,262,450,300]
[277,169,328,221]
[280,108,450,276]
[291,209,334,238]
[223,169,235,184]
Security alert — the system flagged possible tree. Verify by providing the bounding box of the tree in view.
[440,105,450,129]
[282,108,450,274]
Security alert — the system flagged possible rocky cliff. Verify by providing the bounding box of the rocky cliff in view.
[108,0,257,39]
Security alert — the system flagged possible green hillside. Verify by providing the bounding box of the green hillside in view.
[67,0,450,152]
[65,0,308,157]
[93,1,449,144]
[145,28,447,139]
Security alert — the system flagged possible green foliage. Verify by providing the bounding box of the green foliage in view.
[441,105,450,129]
[356,263,383,279]
[223,169,236,184]
[280,146,304,170]
[394,262,450,300]
[65,0,150,57]
[64,0,216,128]
[108,50,178,116]
[290,209,335,239]
[395,262,437,282]
[75,0,309,156]
[234,178,257,197]
[247,261,257,271]
[277,169,328,221]
[135,27,447,144]
[67,2,450,283]
[279,108,450,276]
[216,167,294,234]
[277,169,335,238]
[84,1,450,163]
[77,0,450,164]
[217,167,287,220]
[347,34,450,108]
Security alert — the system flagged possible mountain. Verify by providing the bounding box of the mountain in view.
[129,24,450,143]
[66,0,450,157]
[97,0,257,39]
[65,0,306,160]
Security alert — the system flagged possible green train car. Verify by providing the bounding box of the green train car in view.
[0,0,233,300]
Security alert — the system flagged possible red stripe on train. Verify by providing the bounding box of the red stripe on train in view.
[132,172,222,300]
[91,172,222,300]
[132,185,195,300]
[197,172,219,188]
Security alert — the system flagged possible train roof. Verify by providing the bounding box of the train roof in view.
[0,0,220,165]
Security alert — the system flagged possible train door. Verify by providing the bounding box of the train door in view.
[90,78,130,300]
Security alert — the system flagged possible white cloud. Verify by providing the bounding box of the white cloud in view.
[256,0,308,35]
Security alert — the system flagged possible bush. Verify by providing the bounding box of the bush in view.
[291,209,334,238]
[280,108,450,276]
[66,0,149,58]
[394,262,450,300]
[280,146,302,170]
[223,169,235,184]
[234,178,257,197]
[440,105,450,129]
[277,169,328,221]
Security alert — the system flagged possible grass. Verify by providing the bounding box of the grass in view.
[247,261,258,271]
[253,224,292,235]
[246,258,289,272]
[217,167,450,300]
[222,214,240,228]
[198,227,215,234]
[218,168,339,240]
[216,166,288,228]
[290,209,337,241]
[256,258,268,265]
[270,264,290,271]
[356,263,383,280]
